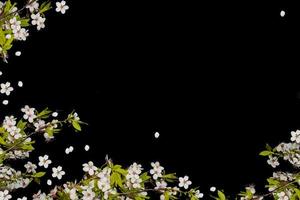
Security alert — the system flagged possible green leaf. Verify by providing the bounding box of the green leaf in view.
[267,178,280,185]
[259,151,273,156]
[32,172,46,178]
[140,172,151,182]
[218,190,226,200]
[72,120,81,131]
[0,136,6,145]
[37,107,52,118]
[0,29,6,46]
[39,1,52,13]
[46,127,54,137]
[266,143,272,151]
[20,18,30,27]
[294,188,300,199]
[17,120,27,130]
[164,192,170,200]
[4,0,12,14]
[21,144,34,151]
[114,168,127,176]
[110,172,123,188]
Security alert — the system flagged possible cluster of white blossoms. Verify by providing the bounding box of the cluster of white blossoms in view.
[126,162,143,189]
[0,0,69,61]
[0,105,83,199]
[52,160,204,200]
[264,130,300,169]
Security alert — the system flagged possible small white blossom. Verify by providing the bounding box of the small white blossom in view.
[291,130,300,143]
[0,190,12,200]
[210,186,216,192]
[31,13,46,30]
[24,161,37,173]
[34,119,46,132]
[154,132,160,138]
[26,0,39,13]
[56,1,69,14]
[1,82,13,96]
[267,156,280,168]
[178,176,192,189]
[82,188,95,200]
[21,105,37,123]
[83,161,97,176]
[52,166,65,180]
[38,155,52,168]
[150,161,164,180]
[13,28,29,41]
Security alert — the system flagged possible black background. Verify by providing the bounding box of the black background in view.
[1,0,300,197]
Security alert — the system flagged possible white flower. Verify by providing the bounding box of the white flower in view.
[178,176,192,189]
[291,130,300,143]
[150,161,164,180]
[155,180,167,190]
[38,155,52,168]
[24,161,37,173]
[280,10,285,17]
[56,1,69,14]
[26,0,39,13]
[277,191,291,200]
[3,116,17,132]
[0,190,12,200]
[1,82,13,96]
[9,17,21,31]
[126,163,143,189]
[154,132,160,138]
[267,156,280,168]
[34,120,46,132]
[210,186,216,192]
[32,191,47,200]
[31,13,46,30]
[21,105,37,123]
[69,188,78,200]
[52,166,65,180]
[82,188,95,200]
[83,161,97,176]
[74,112,80,120]
[97,178,111,192]
[13,28,29,41]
